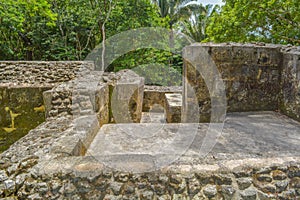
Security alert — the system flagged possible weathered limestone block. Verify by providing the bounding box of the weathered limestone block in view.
[165,93,182,123]
[51,115,100,156]
[110,70,144,123]
[239,188,257,200]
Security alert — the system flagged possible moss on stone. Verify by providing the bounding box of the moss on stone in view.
[0,87,48,153]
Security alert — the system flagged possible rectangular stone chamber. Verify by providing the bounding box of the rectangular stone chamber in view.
[183,43,300,122]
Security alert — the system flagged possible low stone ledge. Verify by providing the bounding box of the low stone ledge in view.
[11,155,299,199]
[34,156,300,176]
[51,115,100,157]
[0,116,299,199]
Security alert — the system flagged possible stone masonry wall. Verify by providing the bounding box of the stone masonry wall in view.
[31,160,300,200]
[0,61,90,86]
[43,73,110,126]
[281,47,300,121]
[183,43,300,122]
[43,69,144,125]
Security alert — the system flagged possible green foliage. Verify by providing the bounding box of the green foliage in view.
[0,0,168,60]
[181,4,216,42]
[111,48,183,73]
[0,0,57,60]
[206,0,300,45]
[1,0,300,62]
[133,63,182,86]
[152,0,200,29]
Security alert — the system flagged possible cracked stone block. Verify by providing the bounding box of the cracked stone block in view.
[237,177,252,190]
[257,190,276,200]
[221,185,236,200]
[256,174,272,182]
[239,188,257,200]
[275,180,289,192]
[0,170,8,182]
[272,170,287,180]
[203,184,217,198]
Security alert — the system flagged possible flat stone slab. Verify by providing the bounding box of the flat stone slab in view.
[87,111,300,171]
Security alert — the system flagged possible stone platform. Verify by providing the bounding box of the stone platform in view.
[1,44,300,199]
[87,111,300,170]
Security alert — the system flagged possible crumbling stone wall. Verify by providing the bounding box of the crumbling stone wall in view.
[43,75,110,126]
[183,43,300,122]
[43,69,144,125]
[0,61,92,152]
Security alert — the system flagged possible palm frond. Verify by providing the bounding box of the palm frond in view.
[181,4,215,42]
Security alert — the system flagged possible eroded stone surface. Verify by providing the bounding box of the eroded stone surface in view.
[0,112,299,198]
[88,112,300,167]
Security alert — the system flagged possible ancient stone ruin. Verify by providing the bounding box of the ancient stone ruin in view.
[0,43,299,199]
